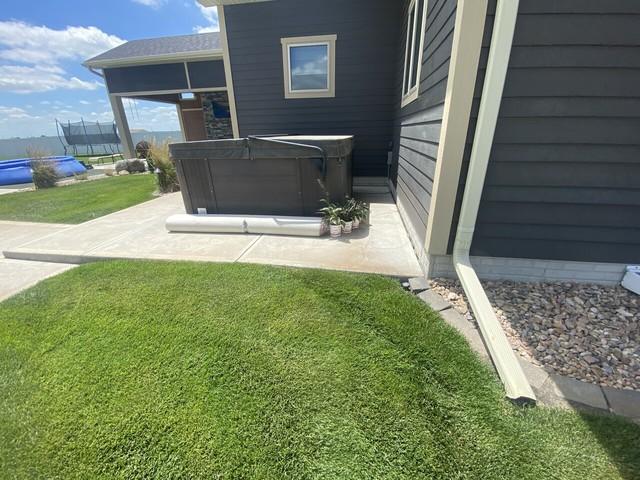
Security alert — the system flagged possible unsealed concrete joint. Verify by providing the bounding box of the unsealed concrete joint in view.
[416,289,452,312]
[410,287,640,422]
[234,235,263,262]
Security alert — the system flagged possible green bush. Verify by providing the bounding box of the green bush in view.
[30,159,59,189]
[148,140,180,193]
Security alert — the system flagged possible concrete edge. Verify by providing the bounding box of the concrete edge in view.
[411,284,640,424]
[0,261,76,302]
[3,248,423,279]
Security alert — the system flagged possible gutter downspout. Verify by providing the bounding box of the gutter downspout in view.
[86,66,104,78]
[452,0,536,404]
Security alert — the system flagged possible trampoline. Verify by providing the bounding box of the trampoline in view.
[56,119,121,156]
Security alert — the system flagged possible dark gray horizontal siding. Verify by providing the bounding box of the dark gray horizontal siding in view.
[187,60,226,89]
[225,0,402,176]
[449,0,640,264]
[105,63,188,93]
[393,0,457,251]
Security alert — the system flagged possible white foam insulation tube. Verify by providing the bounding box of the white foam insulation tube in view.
[166,214,325,237]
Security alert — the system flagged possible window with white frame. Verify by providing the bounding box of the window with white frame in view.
[401,0,427,107]
[281,35,337,99]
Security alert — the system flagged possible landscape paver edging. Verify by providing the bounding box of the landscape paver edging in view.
[406,278,640,424]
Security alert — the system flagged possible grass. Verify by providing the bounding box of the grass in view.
[0,261,638,479]
[0,174,156,224]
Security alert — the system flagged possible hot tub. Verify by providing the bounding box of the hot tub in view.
[170,135,353,216]
[0,156,87,186]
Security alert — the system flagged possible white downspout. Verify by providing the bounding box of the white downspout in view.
[452,0,535,404]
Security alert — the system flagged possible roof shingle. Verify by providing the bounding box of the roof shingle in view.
[84,32,221,67]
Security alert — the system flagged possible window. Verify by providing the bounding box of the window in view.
[281,35,337,99]
[401,0,427,107]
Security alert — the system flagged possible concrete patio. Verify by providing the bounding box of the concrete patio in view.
[0,221,75,301]
[3,192,422,278]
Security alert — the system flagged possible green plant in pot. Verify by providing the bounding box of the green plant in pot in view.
[341,197,357,234]
[319,200,343,238]
[353,199,369,228]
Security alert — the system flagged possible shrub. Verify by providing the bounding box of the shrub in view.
[115,158,147,174]
[127,158,147,173]
[115,159,129,174]
[135,140,151,159]
[30,159,59,189]
[148,140,180,193]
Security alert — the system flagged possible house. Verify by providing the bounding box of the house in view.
[85,0,639,286]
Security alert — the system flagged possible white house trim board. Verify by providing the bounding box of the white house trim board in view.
[219,5,241,138]
[400,0,428,108]
[84,51,223,69]
[423,0,488,257]
[113,87,227,97]
[184,62,192,90]
[176,104,186,141]
[108,94,135,159]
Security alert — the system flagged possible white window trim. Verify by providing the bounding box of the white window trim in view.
[281,34,337,99]
[401,0,429,108]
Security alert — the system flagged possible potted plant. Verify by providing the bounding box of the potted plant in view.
[353,199,369,228]
[341,197,357,234]
[348,198,369,228]
[319,200,343,238]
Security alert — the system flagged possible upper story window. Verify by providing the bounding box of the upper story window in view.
[281,34,337,99]
[401,0,427,107]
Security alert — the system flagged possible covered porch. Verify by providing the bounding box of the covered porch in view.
[83,32,236,158]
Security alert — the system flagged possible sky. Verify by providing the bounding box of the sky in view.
[0,0,219,139]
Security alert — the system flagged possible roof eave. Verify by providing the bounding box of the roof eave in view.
[83,50,224,69]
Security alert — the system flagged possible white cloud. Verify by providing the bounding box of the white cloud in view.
[0,21,124,66]
[0,21,122,94]
[0,105,35,119]
[132,0,167,8]
[194,2,219,33]
[195,25,218,33]
[0,64,102,94]
[121,99,180,130]
[292,56,328,75]
[0,100,180,138]
[79,100,91,105]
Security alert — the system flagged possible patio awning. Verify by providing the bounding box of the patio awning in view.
[83,32,229,159]
[84,32,222,69]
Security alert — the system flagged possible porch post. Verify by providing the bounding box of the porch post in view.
[109,94,135,159]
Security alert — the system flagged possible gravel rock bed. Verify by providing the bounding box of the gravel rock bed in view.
[429,278,639,391]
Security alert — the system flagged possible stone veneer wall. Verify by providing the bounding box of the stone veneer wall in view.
[201,92,233,139]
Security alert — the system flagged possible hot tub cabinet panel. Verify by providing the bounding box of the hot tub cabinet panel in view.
[170,136,353,216]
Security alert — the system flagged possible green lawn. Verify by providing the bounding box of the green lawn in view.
[0,174,156,224]
[0,261,638,479]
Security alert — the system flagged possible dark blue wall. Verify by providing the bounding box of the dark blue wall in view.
[451,0,640,264]
[392,0,458,249]
[224,0,402,176]
[188,60,227,89]
[104,60,226,94]
[105,63,188,94]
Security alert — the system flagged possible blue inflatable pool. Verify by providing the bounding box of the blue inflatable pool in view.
[0,156,87,186]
